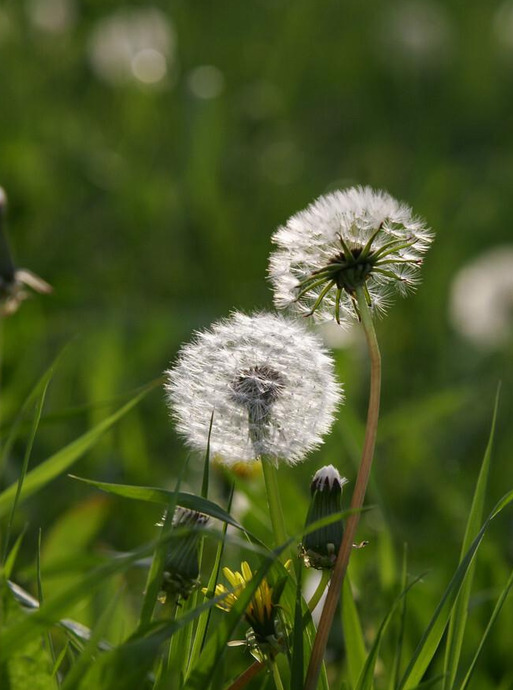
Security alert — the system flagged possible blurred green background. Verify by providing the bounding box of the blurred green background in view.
[1,0,513,685]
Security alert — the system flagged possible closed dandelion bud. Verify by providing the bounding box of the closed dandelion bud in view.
[301,465,349,570]
[160,507,209,602]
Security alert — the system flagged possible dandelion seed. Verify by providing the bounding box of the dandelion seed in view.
[269,186,433,324]
[165,311,342,465]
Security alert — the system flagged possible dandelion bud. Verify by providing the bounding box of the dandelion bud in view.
[160,507,209,602]
[301,465,349,570]
[0,186,52,316]
[269,186,433,324]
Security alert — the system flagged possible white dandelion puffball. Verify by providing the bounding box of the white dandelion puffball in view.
[269,186,433,324]
[165,312,342,466]
[449,246,513,349]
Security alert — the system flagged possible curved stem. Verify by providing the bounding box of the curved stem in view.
[225,662,264,690]
[304,285,381,690]
[307,569,331,612]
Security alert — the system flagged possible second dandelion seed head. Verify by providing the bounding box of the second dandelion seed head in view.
[269,185,433,324]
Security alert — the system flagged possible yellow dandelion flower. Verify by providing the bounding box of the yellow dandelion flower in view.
[204,560,291,655]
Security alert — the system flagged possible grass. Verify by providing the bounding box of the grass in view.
[1,1,513,687]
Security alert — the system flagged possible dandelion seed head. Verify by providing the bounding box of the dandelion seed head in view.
[269,186,433,324]
[165,311,342,466]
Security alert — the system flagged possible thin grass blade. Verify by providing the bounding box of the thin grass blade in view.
[443,386,500,690]
[342,571,367,689]
[0,382,157,518]
[458,568,513,690]
[290,564,304,690]
[2,375,49,562]
[355,574,424,690]
[398,490,513,690]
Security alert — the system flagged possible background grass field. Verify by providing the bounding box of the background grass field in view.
[1,1,513,688]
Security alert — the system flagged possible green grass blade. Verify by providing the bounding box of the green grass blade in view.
[458,568,513,690]
[342,571,367,689]
[138,458,187,629]
[70,475,246,532]
[398,490,513,690]
[186,484,234,680]
[2,375,49,562]
[0,528,185,660]
[0,346,68,474]
[355,574,424,690]
[175,426,213,681]
[2,527,26,579]
[0,382,157,518]
[290,564,304,690]
[443,386,500,690]
[138,504,178,629]
[390,544,408,690]
[60,590,122,690]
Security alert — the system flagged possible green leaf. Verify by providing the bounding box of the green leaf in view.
[390,544,409,690]
[70,475,246,532]
[342,571,367,689]
[2,370,50,563]
[0,346,68,472]
[60,591,122,690]
[2,528,26,580]
[398,489,513,690]
[355,574,424,690]
[0,383,157,519]
[458,568,513,690]
[0,586,59,690]
[443,386,500,690]
[0,529,181,661]
[290,565,305,690]
[185,484,234,681]
[138,460,186,629]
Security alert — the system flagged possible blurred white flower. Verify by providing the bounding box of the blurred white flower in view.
[449,246,513,349]
[187,65,225,99]
[165,312,342,466]
[26,0,76,34]
[494,2,513,52]
[88,8,175,87]
[269,186,433,325]
[378,0,452,70]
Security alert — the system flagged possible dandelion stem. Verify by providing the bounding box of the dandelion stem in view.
[304,285,381,690]
[307,570,331,612]
[261,456,289,558]
[270,658,285,690]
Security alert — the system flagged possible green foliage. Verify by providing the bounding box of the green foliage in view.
[1,0,513,687]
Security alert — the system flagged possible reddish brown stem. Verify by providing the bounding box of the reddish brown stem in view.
[304,286,381,690]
